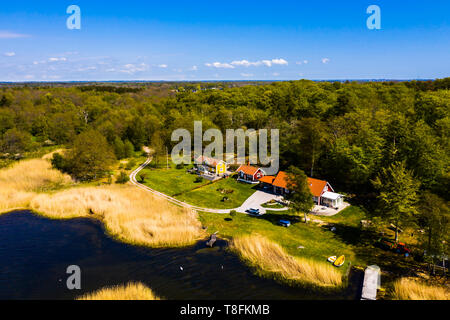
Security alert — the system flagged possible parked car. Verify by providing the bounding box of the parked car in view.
[246,208,260,216]
[278,220,291,227]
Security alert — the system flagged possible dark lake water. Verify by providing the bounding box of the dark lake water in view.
[0,211,362,300]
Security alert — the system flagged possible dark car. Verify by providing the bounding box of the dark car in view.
[246,208,260,216]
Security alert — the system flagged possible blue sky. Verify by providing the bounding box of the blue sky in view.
[0,1,449,81]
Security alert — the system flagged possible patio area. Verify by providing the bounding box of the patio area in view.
[310,202,351,216]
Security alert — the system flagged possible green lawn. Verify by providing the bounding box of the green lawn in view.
[176,178,258,209]
[320,206,368,227]
[138,164,210,196]
[138,164,257,209]
[199,209,362,272]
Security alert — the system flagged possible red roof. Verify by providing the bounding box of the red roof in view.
[258,171,330,197]
[272,171,290,189]
[237,165,261,176]
[307,177,328,197]
[259,175,275,184]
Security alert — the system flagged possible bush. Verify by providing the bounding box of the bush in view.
[139,172,147,183]
[126,159,136,170]
[116,171,129,184]
[51,153,67,172]
[230,210,237,217]
[194,176,204,183]
[176,163,184,169]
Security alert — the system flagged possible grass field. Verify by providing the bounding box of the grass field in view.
[231,234,343,287]
[138,164,210,196]
[176,177,257,209]
[199,207,360,267]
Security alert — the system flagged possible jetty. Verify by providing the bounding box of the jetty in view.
[206,232,218,247]
[361,265,381,300]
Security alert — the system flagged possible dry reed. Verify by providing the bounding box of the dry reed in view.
[31,185,205,247]
[0,158,72,213]
[77,282,161,300]
[231,234,342,287]
[0,157,205,248]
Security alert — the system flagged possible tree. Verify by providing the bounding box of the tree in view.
[64,130,116,181]
[115,171,130,184]
[51,153,67,172]
[113,136,125,159]
[0,128,36,154]
[285,166,314,223]
[123,139,135,158]
[372,162,420,242]
[290,118,329,177]
[417,192,449,272]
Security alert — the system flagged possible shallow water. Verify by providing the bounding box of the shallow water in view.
[0,211,361,300]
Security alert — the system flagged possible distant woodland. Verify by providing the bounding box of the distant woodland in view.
[0,79,449,201]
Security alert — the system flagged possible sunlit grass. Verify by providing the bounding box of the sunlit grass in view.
[31,184,206,247]
[231,234,343,288]
[77,282,162,300]
[0,158,73,213]
[391,278,449,300]
[0,156,205,248]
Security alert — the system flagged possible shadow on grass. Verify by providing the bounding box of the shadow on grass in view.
[254,212,303,226]
[325,222,424,277]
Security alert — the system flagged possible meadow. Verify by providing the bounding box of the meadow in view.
[139,163,257,209]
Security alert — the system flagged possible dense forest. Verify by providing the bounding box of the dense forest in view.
[1,78,449,260]
[1,79,448,197]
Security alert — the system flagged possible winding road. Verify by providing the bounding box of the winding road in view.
[130,158,289,214]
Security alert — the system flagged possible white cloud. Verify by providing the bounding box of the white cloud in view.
[271,58,288,66]
[303,60,308,64]
[120,63,149,74]
[321,58,330,64]
[189,65,198,71]
[77,66,97,72]
[296,60,308,65]
[272,72,280,76]
[24,75,34,79]
[4,52,15,57]
[240,73,254,77]
[158,64,168,68]
[232,60,261,67]
[233,58,288,67]
[208,58,288,69]
[205,62,235,69]
[0,31,29,39]
[49,57,67,62]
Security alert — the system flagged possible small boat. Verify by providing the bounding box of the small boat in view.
[333,255,345,267]
[327,256,337,263]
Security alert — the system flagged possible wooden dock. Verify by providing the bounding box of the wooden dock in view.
[206,232,218,247]
[361,265,381,300]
